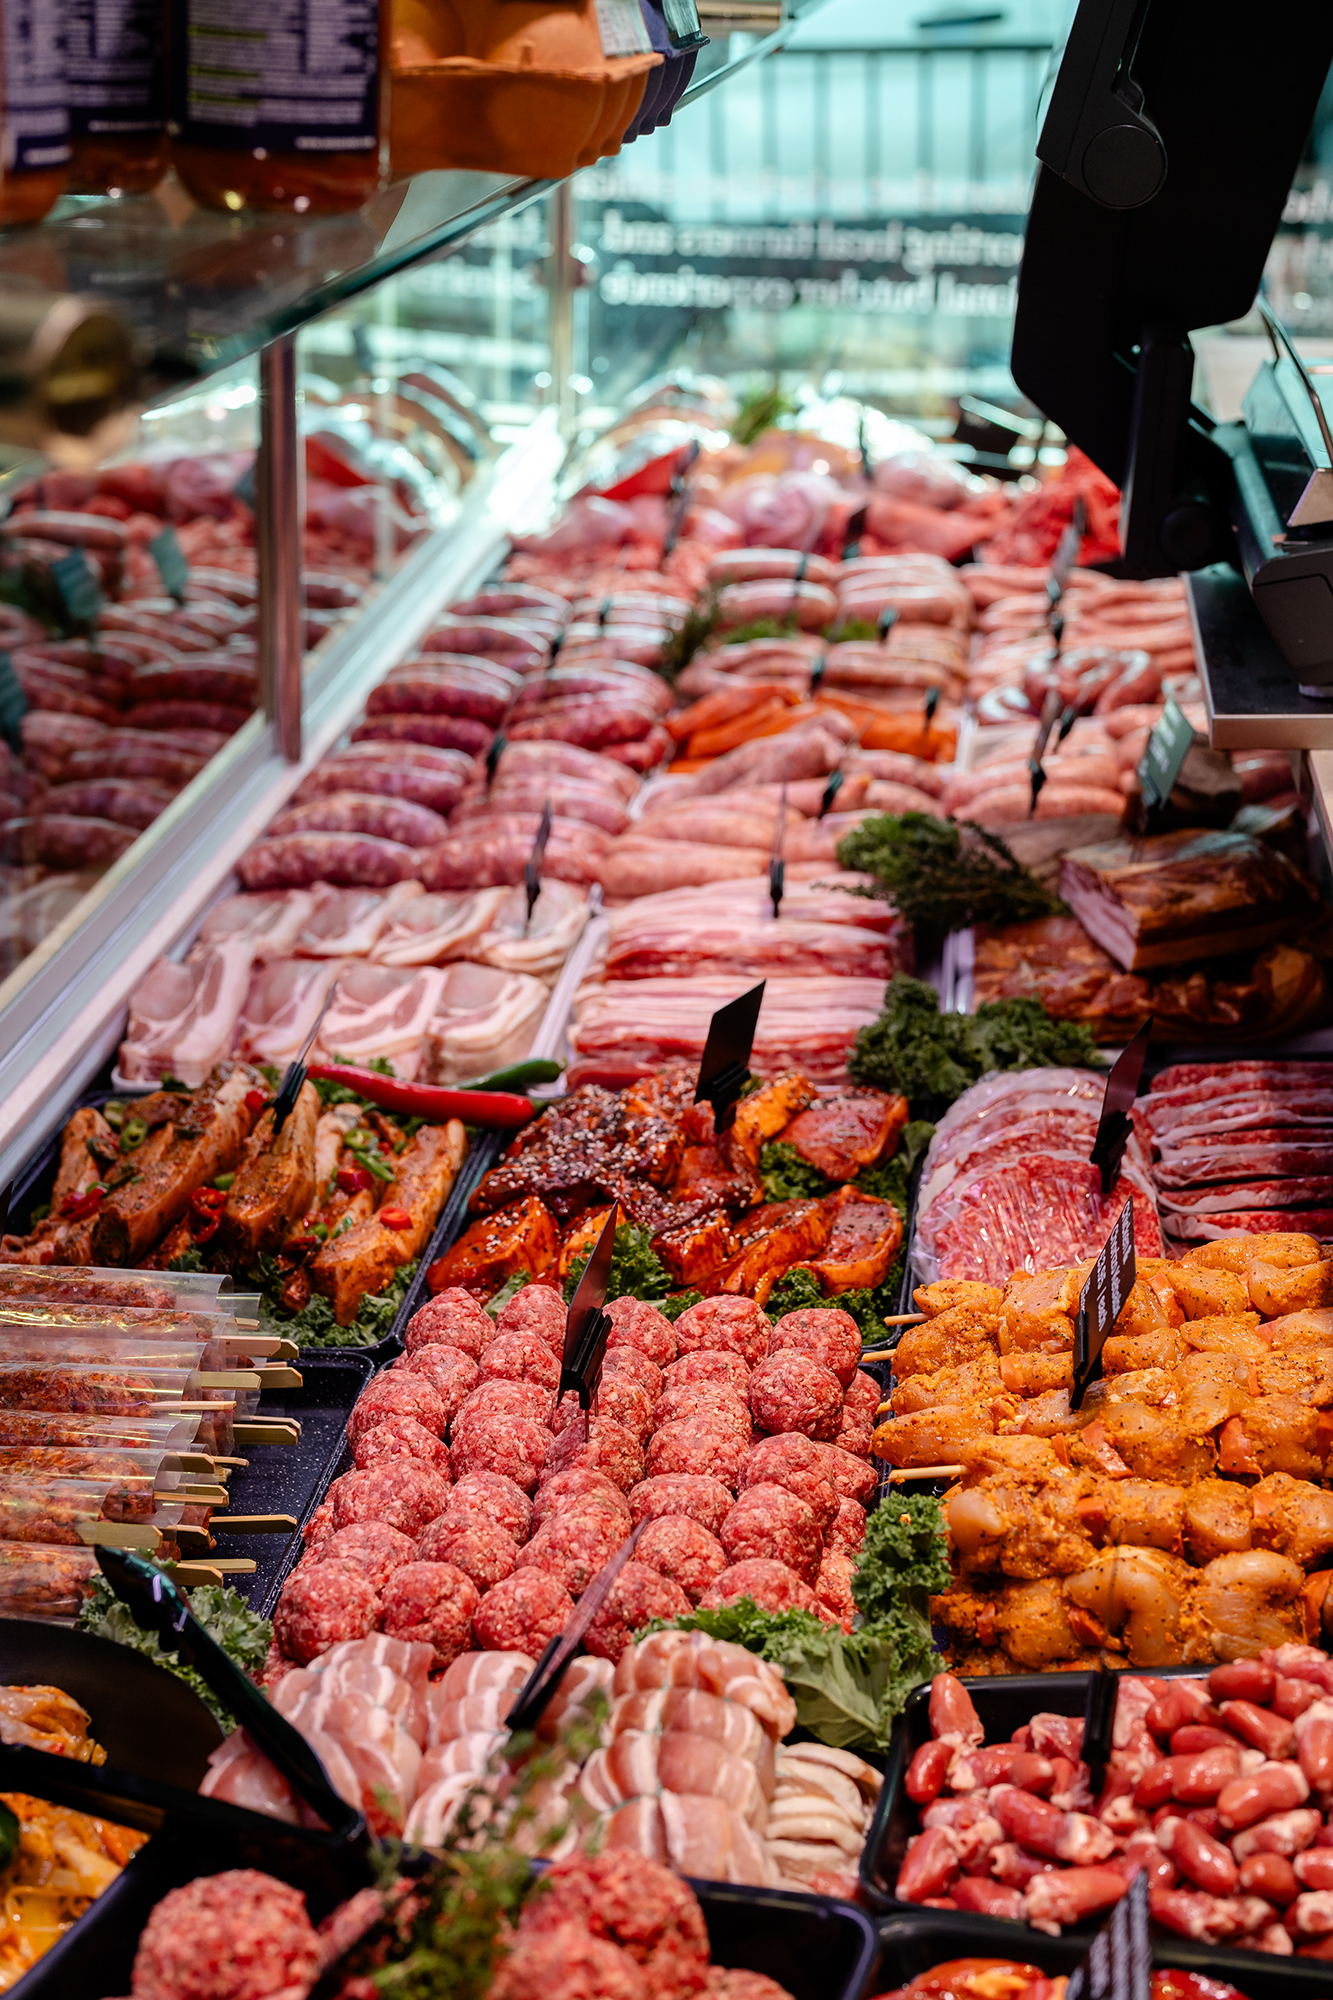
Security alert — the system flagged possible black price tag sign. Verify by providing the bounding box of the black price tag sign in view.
[51,550,103,631]
[486,731,507,787]
[1071,1197,1136,1410]
[695,981,764,1134]
[810,652,828,695]
[505,1518,646,1735]
[559,1201,619,1414]
[1137,695,1195,813]
[0,653,27,753]
[841,504,867,562]
[769,782,787,919]
[150,526,189,603]
[1047,495,1086,614]
[877,604,899,644]
[1082,1655,1119,1794]
[525,797,553,929]
[819,766,844,818]
[1090,1016,1152,1195]
[1066,1869,1150,2000]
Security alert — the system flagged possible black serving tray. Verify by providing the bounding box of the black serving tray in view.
[874,1904,1331,1999]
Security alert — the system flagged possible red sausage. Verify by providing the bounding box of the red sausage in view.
[1157,1815,1238,1895]
[1239,1852,1299,1905]
[1219,1699,1295,1762]
[928,1673,984,1749]
[1295,1850,1333,1893]
[1170,1726,1238,1757]
[1145,1682,1212,1739]
[1171,1745,1245,1805]
[952,1877,1024,1920]
[1275,1677,1320,1722]
[1217,1762,1311,1831]
[1209,1660,1277,1705]
[1009,1752,1057,1797]
[905,1739,952,1805]
[896,1825,960,1903]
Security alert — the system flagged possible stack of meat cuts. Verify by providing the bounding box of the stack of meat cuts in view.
[912,1067,1163,1285]
[1141,1061,1333,1248]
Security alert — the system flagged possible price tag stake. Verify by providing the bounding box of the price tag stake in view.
[1090,1016,1153,1195]
[505,1518,646,1734]
[559,1201,620,1416]
[769,782,787,920]
[1071,1198,1137,1411]
[694,981,765,1135]
[524,797,553,932]
[486,731,507,788]
[272,980,339,1136]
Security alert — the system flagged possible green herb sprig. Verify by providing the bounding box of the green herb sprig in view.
[837,811,1065,941]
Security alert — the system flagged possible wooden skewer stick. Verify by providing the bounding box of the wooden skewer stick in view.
[214,1513,298,1535]
[882,1314,926,1326]
[167,1562,224,1587]
[886,1464,965,1483]
[860,1348,897,1363]
[76,1521,162,1549]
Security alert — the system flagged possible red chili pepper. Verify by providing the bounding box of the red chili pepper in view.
[244,1088,268,1116]
[284,1232,318,1257]
[379,1205,412,1230]
[190,1186,227,1213]
[336,1165,371,1194]
[305,1063,535,1130]
[60,1185,106,1220]
[191,1214,221,1244]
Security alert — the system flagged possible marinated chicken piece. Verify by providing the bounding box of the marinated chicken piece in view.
[894,1304,1001,1379]
[1182,1478,1257,1564]
[473,1084,682,1222]
[1252,1471,1333,1569]
[91,1064,261,1264]
[913,1279,1005,1318]
[945,1464,1095,1580]
[998,1352,1072,1396]
[702,1200,832,1304]
[728,1071,817,1164]
[891,1353,1006,1415]
[874,1402,1006,1468]
[1103,1324,1184,1374]
[428,1194,559,1297]
[808,1185,903,1293]
[781,1087,908,1181]
[1182,1231,1323,1275]
[997,1268,1082,1355]
[218,1081,320,1260]
[1,1106,118,1264]
[311,1120,465,1323]
[1064,1546,1193,1666]
[1180,1549,1305,1661]
[653,1212,736,1286]
[671,1138,762,1211]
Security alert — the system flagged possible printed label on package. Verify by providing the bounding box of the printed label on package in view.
[68,0,165,138]
[1,2,70,173]
[168,1,380,155]
[594,0,653,58]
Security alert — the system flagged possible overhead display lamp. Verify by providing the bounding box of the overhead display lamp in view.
[1011,0,1333,733]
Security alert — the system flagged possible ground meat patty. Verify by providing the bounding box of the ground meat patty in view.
[353,1416,451,1475]
[672,1296,771,1367]
[474,1564,575,1653]
[447,1469,533,1543]
[827,1496,868,1551]
[495,1283,565,1345]
[706,1972,797,2000]
[450,1412,550,1493]
[605,1294,676,1367]
[492,1922,648,2000]
[544,1413,644,1493]
[330,1461,452,1538]
[824,1444,877,1506]
[519,1851,709,1999]
[379,1560,480,1670]
[737,1434,837,1532]
[301,1498,334,1551]
[635,1514,728,1604]
[406,1286,493,1359]
[835,1416,874,1459]
[768,1307,861,1388]
[480,1328,560,1392]
[602,1344,664,1405]
[815,1546,858,1629]
[645,1418,748,1487]
[748,1351,843,1442]
[721,1482,822,1585]
[532,1467,632,1533]
[453,1378,552,1439]
[130,1867,322,2000]
[584,1560,691,1661]
[843,1369,881,1417]
[627,1474,733,1537]
[274,1561,379,1665]
[308,1520,416,1591]
[552,1376,651,1444]
[401,1342,479,1423]
[347,1371,448,1444]
[417,1511,520,1592]
[661,1350,750,1398]
[698,1557,821,1617]
[651,1381,752,1444]
[523,1504,628,1595]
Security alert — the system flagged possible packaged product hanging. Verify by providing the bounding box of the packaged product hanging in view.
[389,0,660,180]
[622,0,705,143]
[67,0,166,195]
[0,0,69,225]
[167,0,386,214]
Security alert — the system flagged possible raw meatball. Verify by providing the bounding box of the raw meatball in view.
[448,1469,533,1544]
[636,1515,728,1605]
[492,1922,647,2000]
[606,1294,676,1368]
[552,1376,651,1445]
[301,1498,334,1552]
[474,1565,575,1654]
[496,1283,565,1345]
[417,1512,520,1592]
[815,1546,858,1630]
[347,1371,447,1445]
[768,1307,861,1388]
[844,1369,881,1417]
[835,1411,875,1459]
[749,1351,843,1442]
[330,1461,452,1538]
[379,1560,480,1671]
[584,1560,691,1661]
[524,1505,628,1596]
[828,1496,868,1551]
[480,1328,561,1392]
[824,1444,877,1506]
[721,1483,822,1586]
[519,1851,709,1998]
[532,1468,632,1533]
[708,1973,797,2000]
[408,1285,493,1359]
[628,1474,733,1537]
[450,1412,550,1493]
[672,1296,771,1368]
[603,1344,664,1405]
[662,1350,750,1398]
[130,1867,321,2000]
[453,1379,552,1438]
[545,1414,644,1493]
[274,1561,378,1666]
[353,1416,451,1475]
[646,1418,747,1487]
[651,1381,752,1444]
[698,1558,821,1617]
[307,1520,416,1592]
[737,1434,837,1532]
[401,1342,479,1424]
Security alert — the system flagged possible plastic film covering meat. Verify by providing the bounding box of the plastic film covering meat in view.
[0,1541,100,1617]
